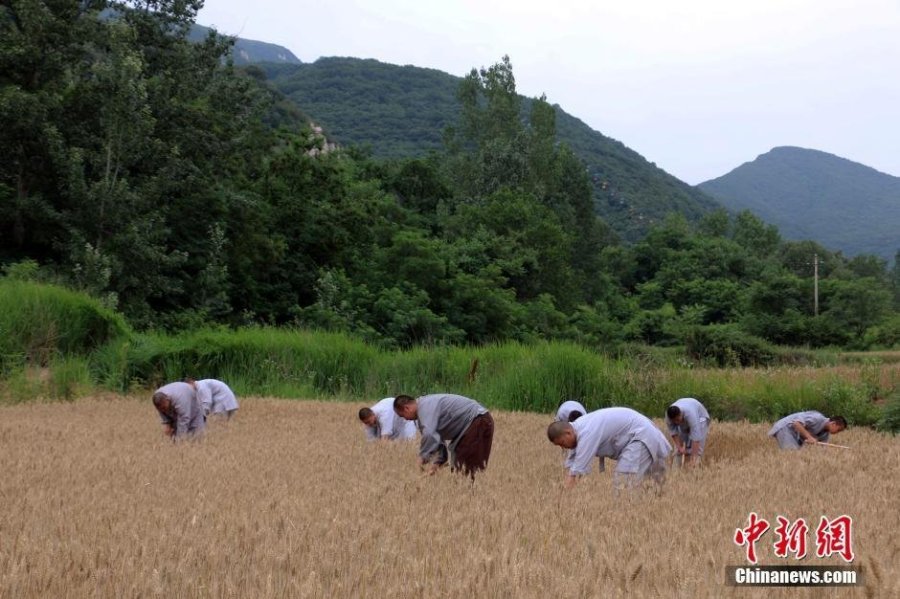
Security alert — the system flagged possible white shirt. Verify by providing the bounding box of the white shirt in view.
[196,379,238,414]
[366,397,417,441]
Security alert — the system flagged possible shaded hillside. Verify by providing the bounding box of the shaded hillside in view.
[190,24,301,65]
[258,58,720,241]
[700,147,900,260]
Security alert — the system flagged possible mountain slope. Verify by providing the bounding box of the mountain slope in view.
[699,147,900,260]
[258,58,721,242]
[190,24,301,65]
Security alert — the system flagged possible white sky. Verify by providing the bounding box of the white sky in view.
[198,0,900,184]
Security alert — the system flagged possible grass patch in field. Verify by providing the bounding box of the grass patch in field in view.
[0,280,129,374]
[0,356,94,404]
[1,281,896,425]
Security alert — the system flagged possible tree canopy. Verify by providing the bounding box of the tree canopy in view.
[1,2,897,353]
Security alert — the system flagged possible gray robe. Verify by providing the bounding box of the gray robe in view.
[565,407,672,476]
[415,394,487,460]
[665,397,710,445]
[768,411,830,449]
[155,382,205,438]
[196,379,239,415]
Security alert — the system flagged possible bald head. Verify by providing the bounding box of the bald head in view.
[547,420,572,441]
[152,391,173,415]
[393,394,417,420]
[547,421,577,449]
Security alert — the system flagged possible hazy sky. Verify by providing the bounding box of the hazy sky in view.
[197,0,900,184]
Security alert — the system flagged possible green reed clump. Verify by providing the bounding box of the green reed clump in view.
[0,356,94,404]
[0,280,129,374]
[1,282,892,426]
[110,327,380,398]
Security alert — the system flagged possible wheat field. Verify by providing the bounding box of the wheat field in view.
[0,396,897,598]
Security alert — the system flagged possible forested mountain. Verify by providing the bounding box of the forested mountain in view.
[189,24,301,65]
[258,58,720,242]
[699,147,900,261]
[1,3,897,353]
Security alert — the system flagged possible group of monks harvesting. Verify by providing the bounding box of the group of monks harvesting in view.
[149,381,847,487]
[356,393,848,488]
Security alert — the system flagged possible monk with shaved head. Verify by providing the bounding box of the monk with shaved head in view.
[548,407,671,490]
[152,381,205,440]
[394,393,493,478]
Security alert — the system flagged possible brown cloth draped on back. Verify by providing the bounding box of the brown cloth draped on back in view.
[452,413,494,477]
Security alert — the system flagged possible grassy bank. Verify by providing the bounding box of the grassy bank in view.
[1,280,897,428]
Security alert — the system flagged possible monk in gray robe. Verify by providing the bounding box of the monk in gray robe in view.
[556,399,588,422]
[768,411,846,450]
[394,393,493,478]
[152,381,205,440]
[665,397,710,466]
[548,407,671,490]
[189,378,239,419]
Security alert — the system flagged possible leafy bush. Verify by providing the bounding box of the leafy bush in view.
[0,280,130,373]
[683,324,777,367]
[878,389,900,434]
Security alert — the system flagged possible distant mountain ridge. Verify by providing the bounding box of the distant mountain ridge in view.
[699,147,900,260]
[190,24,301,65]
[256,57,720,242]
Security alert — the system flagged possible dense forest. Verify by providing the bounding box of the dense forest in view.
[1,0,898,357]
[700,146,900,261]
[259,57,721,242]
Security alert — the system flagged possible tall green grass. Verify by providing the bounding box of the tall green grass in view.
[0,280,129,372]
[1,280,896,427]
[88,327,893,426]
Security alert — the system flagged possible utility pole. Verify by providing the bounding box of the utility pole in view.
[813,253,819,316]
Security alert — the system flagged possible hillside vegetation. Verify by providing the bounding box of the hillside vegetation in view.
[260,57,720,242]
[699,146,900,261]
[1,5,897,355]
[3,280,899,431]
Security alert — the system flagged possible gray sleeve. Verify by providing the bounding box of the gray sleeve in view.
[805,413,828,432]
[174,403,191,437]
[569,447,595,476]
[568,428,600,476]
[419,430,442,459]
[564,450,576,471]
[684,408,704,441]
[196,385,212,414]
[416,400,442,458]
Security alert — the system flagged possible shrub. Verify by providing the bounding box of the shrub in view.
[683,324,777,367]
[878,389,900,434]
[0,280,130,373]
